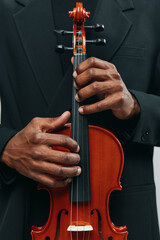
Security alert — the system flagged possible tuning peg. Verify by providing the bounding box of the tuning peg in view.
[54,30,73,35]
[56,45,73,53]
[85,24,105,32]
[86,39,107,46]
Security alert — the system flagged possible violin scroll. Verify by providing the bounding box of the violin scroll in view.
[54,2,106,54]
[68,2,90,23]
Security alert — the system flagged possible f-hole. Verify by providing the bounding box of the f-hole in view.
[91,209,104,240]
[55,209,68,240]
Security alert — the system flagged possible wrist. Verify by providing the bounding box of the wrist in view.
[130,95,141,118]
[112,95,140,120]
[122,96,140,120]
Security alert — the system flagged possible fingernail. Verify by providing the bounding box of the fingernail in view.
[77,167,81,175]
[74,82,78,89]
[76,145,80,152]
[62,111,70,117]
[79,107,84,114]
[75,94,80,102]
[73,71,77,78]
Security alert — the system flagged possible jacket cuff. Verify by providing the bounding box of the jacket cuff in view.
[118,89,160,146]
[127,90,155,144]
[0,126,18,188]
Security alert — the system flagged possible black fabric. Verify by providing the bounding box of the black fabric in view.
[0,0,160,239]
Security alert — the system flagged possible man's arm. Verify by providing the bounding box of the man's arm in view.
[0,112,81,188]
[73,56,160,146]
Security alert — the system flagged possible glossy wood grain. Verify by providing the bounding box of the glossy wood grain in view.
[31,125,128,240]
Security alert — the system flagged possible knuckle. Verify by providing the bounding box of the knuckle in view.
[32,133,42,144]
[75,76,81,87]
[110,63,116,69]
[29,171,37,180]
[29,159,38,169]
[104,70,109,79]
[119,93,125,103]
[117,72,121,79]
[31,117,40,126]
[61,135,71,148]
[32,148,43,159]
[88,57,96,66]
[111,71,119,78]
[76,65,81,74]
[62,153,70,163]
[66,137,77,151]
[92,81,99,91]
[119,82,123,90]
[103,61,109,69]
[56,166,64,176]
[77,90,83,99]
[64,136,71,145]
[88,68,96,77]
[97,102,102,111]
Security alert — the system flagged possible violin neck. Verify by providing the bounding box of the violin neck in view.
[70,53,91,202]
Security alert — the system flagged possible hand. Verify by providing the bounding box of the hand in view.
[73,57,140,120]
[0,112,81,188]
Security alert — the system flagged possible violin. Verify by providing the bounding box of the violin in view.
[31,3,128,240]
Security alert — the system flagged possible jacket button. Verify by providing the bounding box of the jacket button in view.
[141,131,149,142]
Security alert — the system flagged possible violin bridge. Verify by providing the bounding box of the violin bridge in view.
[67,225,93,232]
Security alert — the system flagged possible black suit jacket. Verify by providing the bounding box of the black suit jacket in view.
[0,0,160,239]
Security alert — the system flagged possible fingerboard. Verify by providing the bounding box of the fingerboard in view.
[70,53,91,202]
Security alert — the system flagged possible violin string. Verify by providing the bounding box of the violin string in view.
[70,50,76,240]
[81,52,85,240]
[86,54,90,240]
[77,50,79,240]
[70,181,73,240]
[87,75,90,240]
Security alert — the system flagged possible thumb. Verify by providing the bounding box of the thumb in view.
[41,111,71,132]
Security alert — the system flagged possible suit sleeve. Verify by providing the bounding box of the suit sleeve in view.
[0,43,19,187]
[113,52,160,146]
[0,125,18,188]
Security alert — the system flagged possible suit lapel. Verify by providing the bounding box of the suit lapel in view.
[86,0,133,61]
[13,0,63,106]
[116,0,134,11]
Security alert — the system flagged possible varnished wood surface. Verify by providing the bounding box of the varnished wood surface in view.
[31,125,128,240]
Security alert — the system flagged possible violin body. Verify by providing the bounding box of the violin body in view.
[31,125,128,240]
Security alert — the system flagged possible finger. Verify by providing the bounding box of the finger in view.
[41,148,80,165]
[71,57,74,64]
[31,161,81,178]
[31,111,71,132]
[75,68,112,89]
[30,146,80,165]
[75,81,123,102]
[78,92,123,114]
[74,57,115,76]
[31,133,80,153]
[30,171,73,188]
